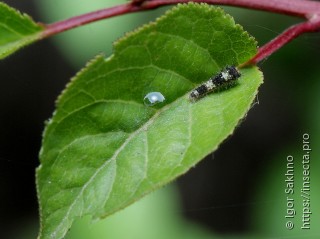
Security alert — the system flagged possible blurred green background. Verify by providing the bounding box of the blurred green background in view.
[0,0,319,238]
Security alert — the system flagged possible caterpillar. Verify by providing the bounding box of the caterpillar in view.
[189,66,241,101]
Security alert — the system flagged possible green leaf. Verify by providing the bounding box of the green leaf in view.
[37,3,263,239]
[0,2,44,59]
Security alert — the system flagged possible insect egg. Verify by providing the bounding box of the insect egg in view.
[144,92,165,106]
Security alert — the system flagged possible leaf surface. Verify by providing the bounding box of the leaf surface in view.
[0,2,43,59]
[37,3,263,239]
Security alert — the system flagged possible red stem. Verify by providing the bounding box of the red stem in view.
[42,4,137,38]
[41,0,320,65]
[243,15,320,66]
[145,0,320,18]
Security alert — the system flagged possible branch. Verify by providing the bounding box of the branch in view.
[145,0,320,18]
[42,0,320,37]
[243,15,320,66]
[41,0,320,65]
[42,4,136,38]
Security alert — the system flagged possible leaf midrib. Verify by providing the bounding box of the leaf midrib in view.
[48,91,190,237]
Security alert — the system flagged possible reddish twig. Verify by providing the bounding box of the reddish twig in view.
[144,0,320,18]
[42,4,137,38]
[41,0,320,65]
[242,14,320,66]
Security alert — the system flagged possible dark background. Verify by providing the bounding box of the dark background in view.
[1,1,319,238]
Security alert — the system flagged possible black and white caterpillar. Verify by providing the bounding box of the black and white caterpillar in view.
[189,66,241,101]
